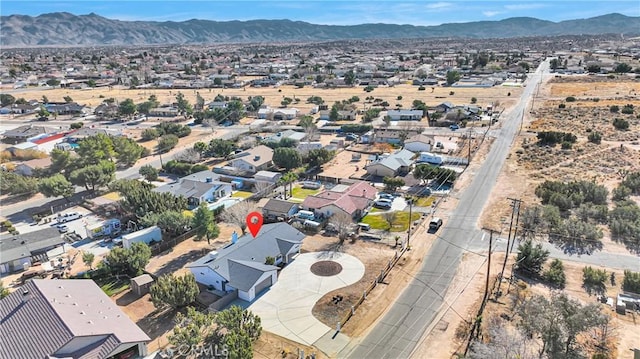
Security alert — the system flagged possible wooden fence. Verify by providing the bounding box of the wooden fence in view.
[150,229,196,256]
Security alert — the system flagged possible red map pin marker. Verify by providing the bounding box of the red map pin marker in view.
[246,212,264,238]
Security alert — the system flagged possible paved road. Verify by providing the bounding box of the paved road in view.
[344,60,549,359]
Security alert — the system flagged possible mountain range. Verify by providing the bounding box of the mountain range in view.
[1,12,639,47]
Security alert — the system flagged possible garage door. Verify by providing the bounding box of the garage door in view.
[254,276,272,296]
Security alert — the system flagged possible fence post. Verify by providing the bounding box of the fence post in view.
[378,270,384,283]
[351,305,355,315]
[336,321,341,332]
[363,290,366,300]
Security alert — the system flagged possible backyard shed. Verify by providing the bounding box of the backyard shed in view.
[131,274,154,296]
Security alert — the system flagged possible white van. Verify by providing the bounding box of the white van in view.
[429,217,443,231]
[296,210,315,221]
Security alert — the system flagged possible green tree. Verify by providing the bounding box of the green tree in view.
[582,266,607,295]
[216,305,262,342]
[278,171,298,200]
[139,165,159,182]
[265,256,275,265]
[69,160,115,191]
[41,95,49,104]
[363,108,382,122]
[298,115,315,128]
[344,70,356,86]
[622,270,640,294]
[273,147,302,170]
[111,179,187,219]
[614,62,632,73]
[150,273,200,310]
[63,95,73,103]
[38,174,75,201]
[543,259,566,288]
[175,92,193,118]
[0,281,9,299]
[136,101,153,114]
[169,307,217,351]
[37,105,50,120]
[46,78,60,87]
[515,240,549,276]
[613,118,629,130]
[192,202,220,244]
[587,64,601,73]
[141,128,160,141]
[0,172,39,196]
[140,210,191,237]
[306,95,324,105]
[305,148,334,168]
[104,242,151,276]
[82,251,95,270]
[118,98,137,119]
[158,134,179,153]
[329,103,340,121]
[76,133,116,165]
[383,177,405,192]
[112,136,145,166]
[49,149,72,174]
[87,79,96,88]
[0,94,15,107]
[70,122,84,130]
[446,70,461,85]
[208,138,236,158]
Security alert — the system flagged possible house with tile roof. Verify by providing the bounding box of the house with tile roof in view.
[300,181,377,220]
[187,222,305,301]
[365,149,415,178]
[0,279,150,359]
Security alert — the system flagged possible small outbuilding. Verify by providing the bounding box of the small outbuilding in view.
[131,274,154,296]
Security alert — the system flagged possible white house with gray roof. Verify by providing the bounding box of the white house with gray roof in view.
[0,279,150,359]
[365,149,415,178]
[153,177,232,209]
[229,145,274,173]
[187,223,305,302]
[0,227,65,274]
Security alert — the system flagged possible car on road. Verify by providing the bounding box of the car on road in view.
[112,236,123,246]
[374,199,393,209]
[57,224,68,233]
[378,193,395,200]
[57,212,82,223]
[345,134,359,141]
[449,124,459,131]
[428,217,443,232]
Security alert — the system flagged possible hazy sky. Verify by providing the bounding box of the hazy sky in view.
[2,1,638,26]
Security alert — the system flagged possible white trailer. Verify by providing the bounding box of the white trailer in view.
[122,226,162,249]
[418,152,443,165]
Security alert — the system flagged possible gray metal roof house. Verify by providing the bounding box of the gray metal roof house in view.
[187,222,305,302]
[0,279,150,359]
[0,227,65,274]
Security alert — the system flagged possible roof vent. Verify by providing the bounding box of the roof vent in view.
[73,302,78,306]
[66,294,71,298]
[254,155,261,161]
[22,290,31,303]
[87,320,93,324]
[80,311,85,315]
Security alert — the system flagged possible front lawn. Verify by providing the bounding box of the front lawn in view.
[360,211,421,232]
[100,279,131,297]
[415,196,435,207]
[291,186,321,199]
[231,191,253,198]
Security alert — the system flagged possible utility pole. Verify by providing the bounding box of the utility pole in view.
[482,228,498,302]
[406,197,413,250]
[467,127,472,166]
[495,198,522,298]
[510,200,522,253]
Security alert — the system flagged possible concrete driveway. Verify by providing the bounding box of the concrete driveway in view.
[246,252,365,351]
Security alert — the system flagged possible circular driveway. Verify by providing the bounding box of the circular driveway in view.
[247,251,365,346]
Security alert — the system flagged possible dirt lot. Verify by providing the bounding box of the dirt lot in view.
[6,83,521,117]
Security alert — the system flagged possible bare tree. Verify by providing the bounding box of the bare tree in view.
[203,118,217,133]
[469,316,538,359]
[220,200,259,235]
[328,211,355,243]
[252,181,273,199]
[172,148,201,164]
[381,211,396,232]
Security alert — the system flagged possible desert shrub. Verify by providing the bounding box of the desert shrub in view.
[537,131,577,146]
[609,105,620,113]
[613,118,629,130]
[612,185,632,201]
[621,171,640,194]
[535,180,608,209]
[471,97,477,104]
[565,96,576,102]
[141,128,160,141]
[623,270,640,294]
[561,141,573,150]
[582,266,607,295]
[621,104,634,114]
[162,160,207,176]
[543,259,566,288]
[340,124,372,134]
[588,131,602,144]
[558,103,566,109]
[449,91,455,96]
[418,86,425,91]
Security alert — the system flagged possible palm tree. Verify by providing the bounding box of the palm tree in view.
[278,171,298,199]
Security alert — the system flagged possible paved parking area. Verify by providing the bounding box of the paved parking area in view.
[242,252,365,353]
